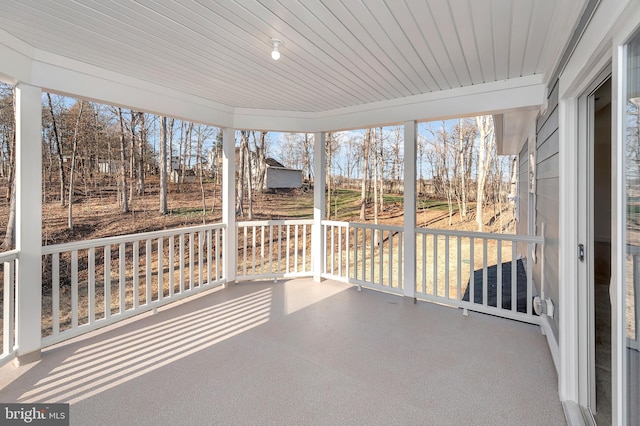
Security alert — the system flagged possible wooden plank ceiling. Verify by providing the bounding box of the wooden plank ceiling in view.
[0,0,583,113]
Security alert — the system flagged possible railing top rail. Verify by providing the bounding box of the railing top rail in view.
[0,249,19,262]
[237,219,313,227]
[415,226,544,243]
[321,220,404,233]
[42,222,226,254]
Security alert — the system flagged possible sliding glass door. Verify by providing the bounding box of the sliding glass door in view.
[623,28,640,426]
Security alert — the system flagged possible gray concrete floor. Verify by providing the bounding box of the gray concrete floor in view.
[0,279,565,425]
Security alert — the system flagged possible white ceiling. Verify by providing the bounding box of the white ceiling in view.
[0,0,585,118]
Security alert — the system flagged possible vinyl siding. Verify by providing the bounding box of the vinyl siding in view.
[534,79,560,338]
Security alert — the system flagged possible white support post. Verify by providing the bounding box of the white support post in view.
[222,128,236,285]
[15,83,42,364]
[312,132,326,282]
[403,121,417,299]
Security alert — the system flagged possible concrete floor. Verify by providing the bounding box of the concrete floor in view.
[0,279,565,425]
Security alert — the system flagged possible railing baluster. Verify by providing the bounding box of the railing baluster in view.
[169,236,175,297]
[215,228,221,281]
[370,228,375,284]
[207,230,212,285]
[398,231,403,290]
[146,238,153,303]
[269,225,273,274]
[198,231,204,288]
[469,237,474,305]
[88,247,95,323]
[260,226,265,274]
[433,234,438,296]
[243,226,248,277]
[354,227,359,281]
[330,225,335,275]
[527,242,533,315]
[133,241,139,309]
[104,246,111,319]
[303,224,307,273]
[389,231,394,288]
[497,240,502,310]
[119,243,126,313]
[52,253,60,334]
[421,233,426,294]
[278,225,282,273]
[71,250,78,328]
[179,234,185,294]
[294,224,299,273]
[338,225,343,277]
[158,237,164,301]
[286,224,290,273]
[252,226,257,275]
[378,229,384,286]
[3,259,15,354]
[457,235,462,300]
[189,232,195,291]
[346,224,350,280]
[511,242,517,312]
[483,238,488,306]
[445,235,450,300]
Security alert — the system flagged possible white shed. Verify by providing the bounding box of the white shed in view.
[263,158,302,190]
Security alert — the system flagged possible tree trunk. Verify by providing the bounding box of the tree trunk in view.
[68,101,85,230]
[117,108,129,213]
[475,116,495,231]
[47,93,66,206]
[137,112,146,196]
[159,116,168,214]
[360,129,370,221]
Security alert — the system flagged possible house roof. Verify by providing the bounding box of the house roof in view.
[265,158,285,168]
[0,1,586,132]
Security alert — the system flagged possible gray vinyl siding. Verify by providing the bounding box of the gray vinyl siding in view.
[517,142,529,256]
[534,79,560,339]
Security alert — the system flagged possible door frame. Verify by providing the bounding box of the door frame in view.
[577,67,611,419]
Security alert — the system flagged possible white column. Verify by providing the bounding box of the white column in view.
[222,128,236,284]
[403,121,417,299]
[312,132,326,282]
[15,83,42,363]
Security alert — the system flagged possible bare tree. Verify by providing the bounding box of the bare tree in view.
[47,93,66,206]
[159,116,168,214]
[67,100,85,229]
[475,115,495,231]
[116,108,129,213]
[360,129,371,220]
[1,84,15,249]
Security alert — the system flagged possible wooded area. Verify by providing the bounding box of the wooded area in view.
[0,84,514,249]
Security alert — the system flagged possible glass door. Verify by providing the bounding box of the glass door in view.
[623,29,640,426]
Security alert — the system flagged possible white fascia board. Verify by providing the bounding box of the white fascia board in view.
[0,29,34,84]
[560,0,631,97]
[233,75,546,133]
[29,50,234,127]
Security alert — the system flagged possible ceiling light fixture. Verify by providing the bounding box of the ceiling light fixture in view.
[270,38,282,60]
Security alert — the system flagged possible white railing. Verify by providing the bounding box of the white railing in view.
[41,223,225,346]
[415,228,543,324]
[0,249,18,367]
[322,220,404,295]
[237,220,313,281]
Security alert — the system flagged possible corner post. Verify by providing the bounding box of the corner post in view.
[403,121,417,299]
[312,132,326,282]
[15,83,43,364]
[222,128,236,285]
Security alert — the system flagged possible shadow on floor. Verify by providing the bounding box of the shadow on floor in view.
[461,259,530,313]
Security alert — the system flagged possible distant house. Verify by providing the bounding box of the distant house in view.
[263,158,302,191]
[170,169,196,184]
